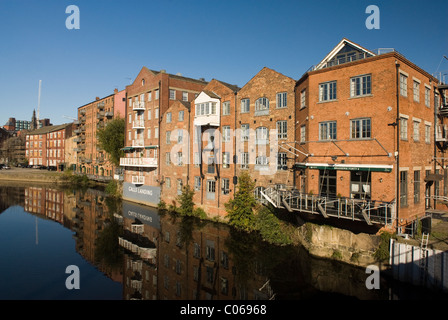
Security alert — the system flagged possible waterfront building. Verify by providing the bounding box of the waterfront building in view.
[74,88,125,181]
[280,38,444,233]
[25,123,73,169]
[120,67,208,207]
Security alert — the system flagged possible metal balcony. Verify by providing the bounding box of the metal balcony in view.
[120,157,157,168]
[132,120,145,129]
[133,101,146,111]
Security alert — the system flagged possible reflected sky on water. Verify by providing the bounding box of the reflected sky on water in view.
[0,183,446,300]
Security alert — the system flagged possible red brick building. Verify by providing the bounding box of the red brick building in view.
[26,123,73,169]
[74,88,125,180]
[284,38,442,233]
[121,67,207,207]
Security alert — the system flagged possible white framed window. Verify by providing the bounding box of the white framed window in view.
[222,152,230,169]
[155,90,159,100]
[400,117,408,140]
[241,124,249,141]
[400,73,408,97]
[194,176,201,191]
[222,126,231,142]
[276,121,287,139]
[155,127,159,138]
[277,153,287,170]
[155,108,159,119]
[319,81,337,101]
[350,118,371,139]
[177,130,183,143]
[182,92,188,101]
[222,101,230,115]
[166,177,171,188]
[241,99,250,113]
[413,80,420,102]
[300,125,306,143]
[240,152,249,169]
[413,120,420,141]
[170,89,176,100]
[148,91,152,101]
[276,92,287,108]
[319,121,337,140]
[166,131,171,144]
[147,128,151,139]
[222,178,230,195]
[300,89,306,109]
[196,102,216,116]
[425,124,431,144]
[177,152,183,166]
[206,180,216,200]
[255,127,268,144]
[425,86,431,107]
[147,109,151,120]
[255,97,269,111]
[165,152,171,165]
[166,112,172,123]
[350,74,371,97]
[178,110,184,121]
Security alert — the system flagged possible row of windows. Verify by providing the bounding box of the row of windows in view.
[315,73,436,108]
[298,118,432,143]
[240,92,288,114]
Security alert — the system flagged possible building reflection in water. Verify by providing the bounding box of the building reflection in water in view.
[16,184,391,300]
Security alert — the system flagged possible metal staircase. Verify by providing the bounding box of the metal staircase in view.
[260,186,395,226]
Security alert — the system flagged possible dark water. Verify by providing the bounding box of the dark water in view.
[0,183,446,300]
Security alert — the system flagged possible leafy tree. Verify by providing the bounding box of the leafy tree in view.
[225,171,257,232]
[97,117,125,166]
[177,185,195,216]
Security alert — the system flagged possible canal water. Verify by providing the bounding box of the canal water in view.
[0,182,446,300]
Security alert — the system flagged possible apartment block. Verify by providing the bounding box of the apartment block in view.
[26,123,73,169]
[121,67,207,207]
[74,88,125,181]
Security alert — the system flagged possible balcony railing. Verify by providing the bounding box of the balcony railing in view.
[133,101,146,111]
[132,139,145,148]
[105,111,113,118]
[133,120,145,129]
[120,157,157,168]
[132,175,145,185]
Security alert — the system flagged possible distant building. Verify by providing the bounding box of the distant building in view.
[4,112,51,133]
[25,123,73,170]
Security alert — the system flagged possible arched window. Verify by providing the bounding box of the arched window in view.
[255,97,269,111]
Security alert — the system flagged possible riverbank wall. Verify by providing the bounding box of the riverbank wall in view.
[0,168,67,184]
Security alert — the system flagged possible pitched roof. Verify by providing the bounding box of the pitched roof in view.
[27,123,72,135]
[314,38,376,70]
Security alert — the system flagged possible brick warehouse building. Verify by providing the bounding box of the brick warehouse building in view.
[121,39,447,233]
[120,67,208,207]
[74,88,125,181]
[281,38,443,233]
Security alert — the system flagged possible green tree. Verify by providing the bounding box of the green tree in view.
[97,117,125,166]
[177,185,195,217]
[225,171,257,232]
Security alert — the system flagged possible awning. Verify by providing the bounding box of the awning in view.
[294,162,393,173]
[144,145,159,149]
[121,147,134,151]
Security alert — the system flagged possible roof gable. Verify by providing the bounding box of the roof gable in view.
[315,38,376,70]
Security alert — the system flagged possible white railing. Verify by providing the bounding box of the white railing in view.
[133,101,146,110]
[133,120,145,129]
[132,139,145,148]
[120,157,157,167]
[132,175,145,185]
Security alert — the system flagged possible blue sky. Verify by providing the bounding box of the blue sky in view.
[0,0,447,127]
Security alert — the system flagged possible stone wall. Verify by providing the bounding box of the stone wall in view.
[297,222,381,268]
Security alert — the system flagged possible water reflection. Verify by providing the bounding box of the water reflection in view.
[0,183,446,300]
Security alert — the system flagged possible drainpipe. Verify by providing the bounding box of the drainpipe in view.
[434,82,438,209]
[395,61,400,232]
[187,103,191,185]
[158,80,161,192]
[233,91,238,199]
